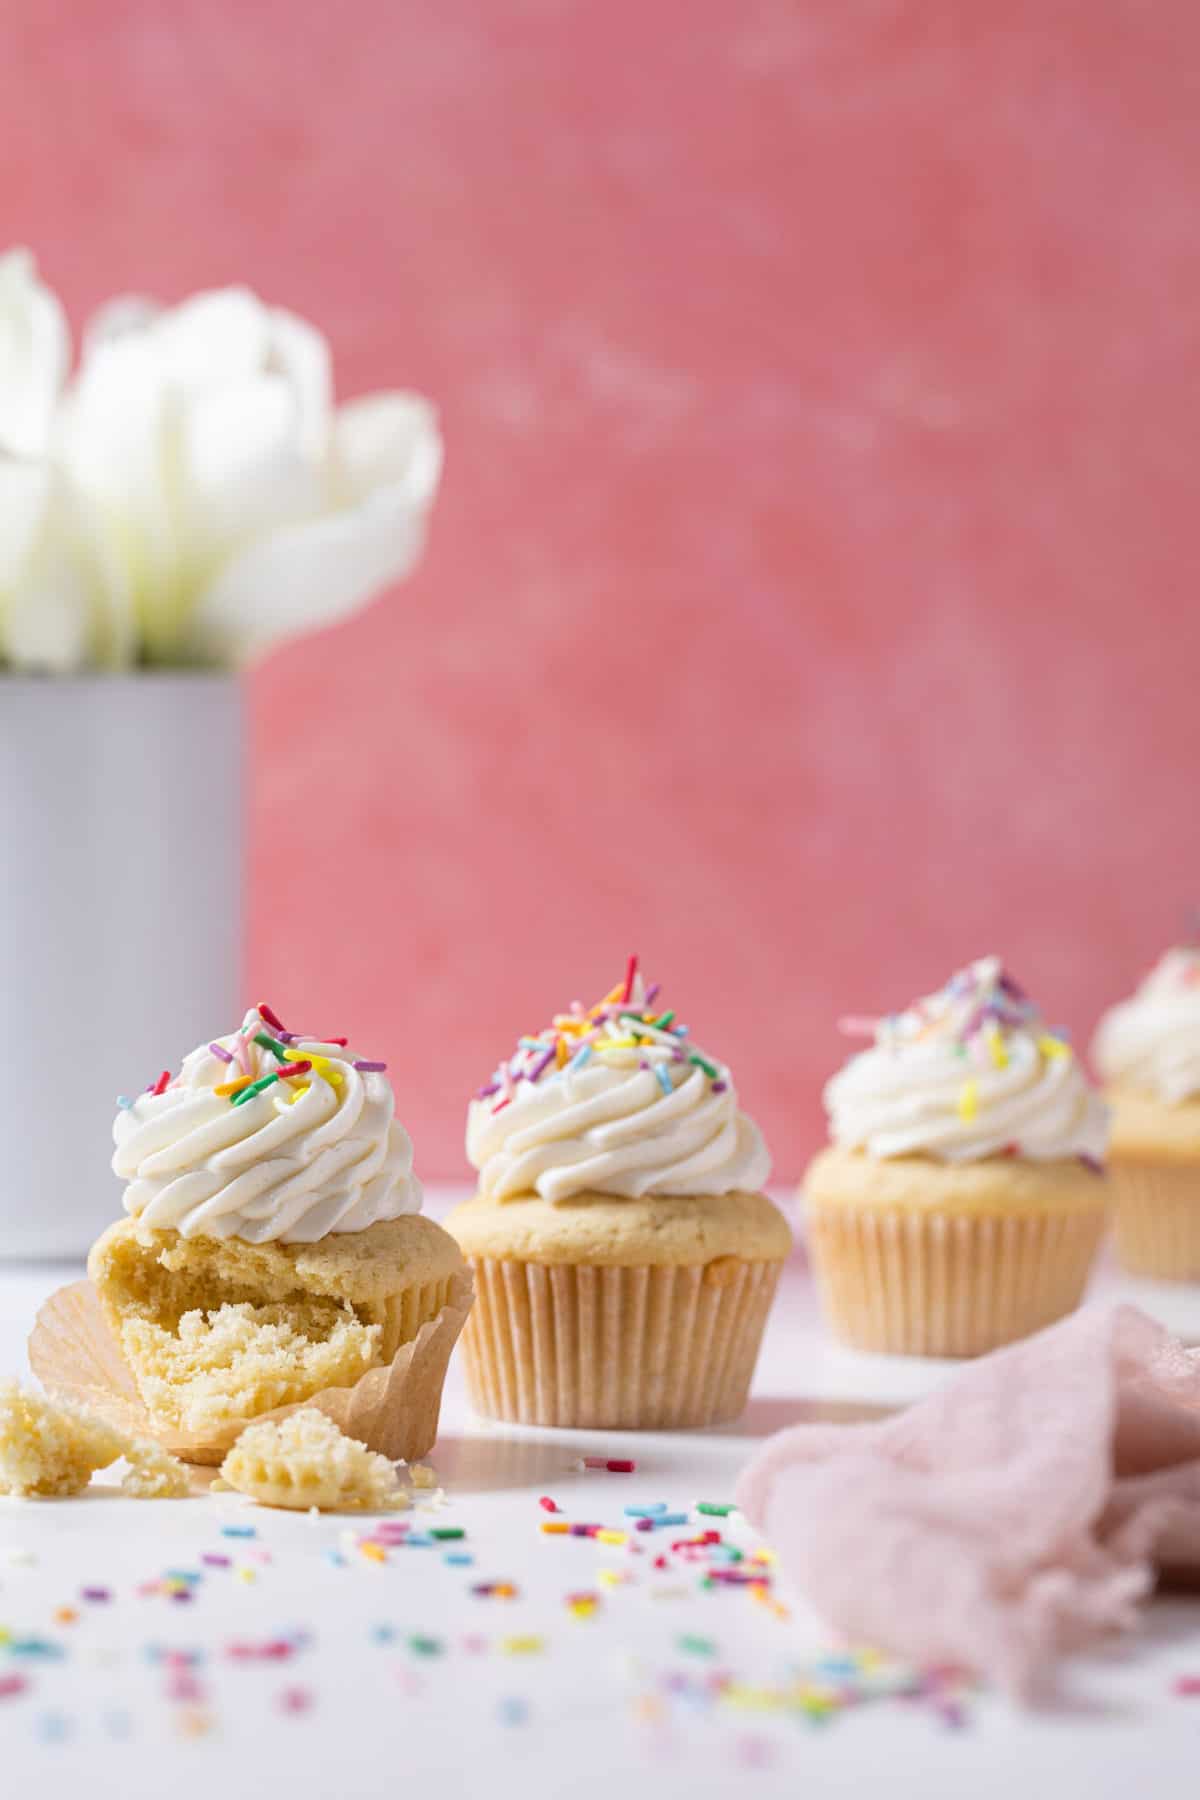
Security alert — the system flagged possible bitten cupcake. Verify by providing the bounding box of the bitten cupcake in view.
[43,1004,470,1464]
[444,960,792,1429]
[1092,946,1200,1279]
[804,957,1109,1357]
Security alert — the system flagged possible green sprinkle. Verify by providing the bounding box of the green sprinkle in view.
[688,1052,719,1079]
[430,1528,465,1541]
[651,1011,676,1030]
[407,1635,443,1657]
[253,1030,289,1059]
[231,1073,280,1106]
[696,1502,735,1517]
[677,1634,716,1657]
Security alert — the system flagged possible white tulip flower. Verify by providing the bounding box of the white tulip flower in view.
[0,256,442,671]
[60,285,442,666]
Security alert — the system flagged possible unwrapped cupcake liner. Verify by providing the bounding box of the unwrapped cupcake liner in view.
[27,1267,473,1467]
[459,1255,784,1429]
[1110,1162,1200,1280]
[805,1201,1106,1358]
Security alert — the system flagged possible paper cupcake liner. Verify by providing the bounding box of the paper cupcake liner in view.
[459,1255,784,1428]
[805,1201,1106,1357]
[27,1267,474,1467]
[1110,1162,1200,1280]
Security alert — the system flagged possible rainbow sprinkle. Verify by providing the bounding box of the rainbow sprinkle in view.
[476,960,730,1114]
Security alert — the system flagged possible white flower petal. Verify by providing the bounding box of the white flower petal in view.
[0,452,51,589]
[267,306,332,459]
[0,248,69,459]
[182,393,442,665]
[178,374,327,562]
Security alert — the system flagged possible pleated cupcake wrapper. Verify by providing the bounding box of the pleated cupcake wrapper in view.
[806,1201,1106,1358]
[459,1256,784,1429]
[27,1267,474,1467]
[1110,1162,1200,1280]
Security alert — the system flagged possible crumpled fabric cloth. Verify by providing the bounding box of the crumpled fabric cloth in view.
[735,1306,1200,1697]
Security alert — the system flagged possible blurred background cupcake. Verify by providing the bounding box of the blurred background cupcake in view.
[1092,946,1200,1280]
[445,960,792,1428]
[803,957,1109,1357]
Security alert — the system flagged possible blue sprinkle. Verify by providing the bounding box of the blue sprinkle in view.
[116,1096,133,1110]
[163,1569,202,1585]
[323,1550,347,1567]
[498,1696,530,1726]
[654,1064,673,1097]
[370,1624,397,1644]
[567,1044,593,1073]
[36,1711,71,1743]
[220,1525,257,1538]
[402,1533,435,1547]
[623,1503,668,1517]
[653,1512,689,1527]
[444,1552,474,1567]
[10,1639,64,1660]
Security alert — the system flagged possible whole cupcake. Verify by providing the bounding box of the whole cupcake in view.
[804,957,1109,1357]
[1092,946,1200,1279]
[444,960,792,1428]
[77,1004,469,1462]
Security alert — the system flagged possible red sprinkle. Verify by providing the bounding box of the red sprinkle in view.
[621,954,638,1002]
[279,1686,313,1714]
[279,1060,312,1079]
[258,1001,288,1032]
[150,1070,171,1096]
[538,1496,559,1513]
[582,1457,636,1473]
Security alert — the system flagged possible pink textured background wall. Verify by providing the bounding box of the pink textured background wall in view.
[5,2,1199,1178]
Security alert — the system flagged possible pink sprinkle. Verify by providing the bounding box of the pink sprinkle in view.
[0,1674,28,1700]
[201,1553,231,1567]
[279,1685,313,1715]
[208,1042,234,1064]
[1174,1675,1200,1696]
[353,1060,387,1072]
[538,1496,559,1513]
[166,1673,204,1704]
[461,1634,488,1654]
[837,1015,878,1037]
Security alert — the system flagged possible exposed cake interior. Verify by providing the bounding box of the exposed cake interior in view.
[220,1407,403,1511]
[90,1226,389,1436]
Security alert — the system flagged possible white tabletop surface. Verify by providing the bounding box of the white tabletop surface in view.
[3,1188,1200,1799]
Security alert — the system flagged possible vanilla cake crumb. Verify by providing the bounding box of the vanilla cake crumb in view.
[119,1302,382,1436]
[219,1409,402,1511]
[0,1382,189,1499]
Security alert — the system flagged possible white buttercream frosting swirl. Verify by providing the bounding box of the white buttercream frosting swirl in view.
[1092,947,1200,1104]
[825,956,1109,1165]
[112,1007,422,1243]
[466,967,771,1203]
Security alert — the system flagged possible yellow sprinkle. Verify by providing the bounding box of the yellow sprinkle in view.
[501,1635,544,1655]
[541,1520,569,1535]
[957,1079,978,1122]
[748,1547,776,1565]
[985,1024,1009,1070]
[568,1599,598,1618]
[556,1038,569,1068]
[597,1568,627,1588]
[283,1081,310,1105]
[294,1052,344,1088]
[360,1541,387,1563]
[235,1566,256,1584]
[214,1076,252,1097]
[601,1036,637,1050]
[1038,1034,1070,1060]
[595,1529,627,1546]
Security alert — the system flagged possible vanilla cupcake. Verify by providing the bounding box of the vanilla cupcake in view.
[1092,947,1200,1278]
[804,957,1109,1357]
[445,962,791,1429]
[77,1005,468,1462]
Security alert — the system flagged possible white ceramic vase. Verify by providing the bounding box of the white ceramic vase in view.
[0,674,241,1258]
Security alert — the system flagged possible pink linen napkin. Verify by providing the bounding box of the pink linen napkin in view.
[735,1306,1200,1697]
